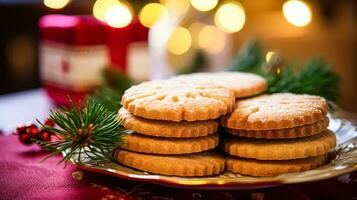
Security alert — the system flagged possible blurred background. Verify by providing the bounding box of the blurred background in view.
[1,0,357,112]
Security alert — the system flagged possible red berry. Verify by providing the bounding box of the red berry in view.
[19,133,33,145]
[15,123,26,134]
[44,119,55,127]
[26,124,39,137]
[38,131,51,142]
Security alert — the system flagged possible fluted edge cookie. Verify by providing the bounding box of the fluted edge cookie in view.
[119,107,218,138]
[226,155,327,177]
[115,150,225,177]
[121,80,235,122]
[224,130,336,160]
[226,117,329,139]
[221,93,328,130]
[121,133,219,154]
[169,72,267,98]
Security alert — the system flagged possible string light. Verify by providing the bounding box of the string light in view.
[105,4,132,28]
[189,22,205,47]
[190,0,218,12]
[139,3,168,28]
[198,25,226,54]
[161,0,190,16]
[214,1,246,33]
[44,0,70,9]
[283,0,312,27]
[167,27,192,55]
[93,0,120,21]
[266,51,277,62]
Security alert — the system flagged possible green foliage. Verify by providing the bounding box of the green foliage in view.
[178,50,206,75]
[227,38,264,72]
[91,67,133,112]
[227,38,341,101]
[37,97,126,164]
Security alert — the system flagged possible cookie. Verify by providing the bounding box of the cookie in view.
[221,93,328,130]
[121,133,219,154]
[115,150,225,176]
[121,80,235,122]
[170,72,267,98]
[226,117,329,139]
[226,155,327,177]
[119,107,218,138]
[224,130,336,160]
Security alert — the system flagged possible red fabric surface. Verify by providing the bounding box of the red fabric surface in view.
[1,134,357,200]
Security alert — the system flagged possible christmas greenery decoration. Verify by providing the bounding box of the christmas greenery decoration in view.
[178,50,206,75]
[227,38,341,101]
[37,97,126,164]
[91,67,133,112]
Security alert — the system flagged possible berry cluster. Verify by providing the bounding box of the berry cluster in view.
[15,119,55,145]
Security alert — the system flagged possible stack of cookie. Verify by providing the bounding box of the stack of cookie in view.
[221,93,337,176]
[115,80,236,177]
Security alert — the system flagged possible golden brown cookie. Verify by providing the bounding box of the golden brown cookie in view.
[121,80,235,122]
[170,72,267,98]
[224,130,336,160]
[221,93,328,130]
[121,133,219,154]
[226,117,329,139]
[226,155,327,177]
[119,107,218,138]
[115,150,225,176]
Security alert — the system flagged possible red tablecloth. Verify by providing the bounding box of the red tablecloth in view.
[1,135,357,200]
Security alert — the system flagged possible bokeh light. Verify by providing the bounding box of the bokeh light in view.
[93,0,120,21]
[198,25,226,54]
[188,22,205,47]
[190,0,218,12]
[283,0,312,27]
[44,0,70,9]
[167,27,192,55]
[266,51,277,62]
[161,0,190,16]
[105,4,132,28]
[214,1,246,33]
[139,3,168,28]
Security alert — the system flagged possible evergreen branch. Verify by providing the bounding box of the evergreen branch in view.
[36,97,126,165]
[227,38,341,101]
[91,67,133,112]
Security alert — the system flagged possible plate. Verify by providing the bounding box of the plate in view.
[70,111,357,190]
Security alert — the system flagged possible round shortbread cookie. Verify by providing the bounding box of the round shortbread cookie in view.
[115,150,225,177]
[121,133,219,154]
[226,117,329,139]
[169,72,267,98]
[226,155,327,177]
[119,107,218,138]
[224,130,336,160]
[221,93,328,130]
[121,80,235,122]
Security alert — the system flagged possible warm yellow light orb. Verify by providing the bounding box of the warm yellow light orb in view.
[190,0,218,12]
[167,27,192,55]
[139,3,168,28]
[161,0,190,16]
[44,0,70,9]
[283,0,312,27]
[198,25,226,54]
[266,51,276,62]
[93,0,120,21]
[105,4,132,28]
[214,1,246,33]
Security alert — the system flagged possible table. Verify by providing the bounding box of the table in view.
[1,89,357,200]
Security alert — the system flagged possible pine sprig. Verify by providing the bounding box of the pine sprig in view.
[36,97,127,165]
[227,38,341,101]
[91,67,133,112]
